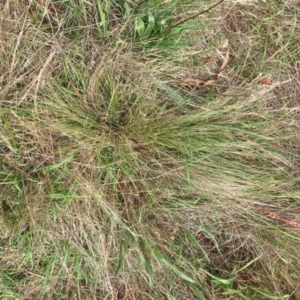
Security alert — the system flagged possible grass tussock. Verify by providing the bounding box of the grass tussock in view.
[1,0,300,299]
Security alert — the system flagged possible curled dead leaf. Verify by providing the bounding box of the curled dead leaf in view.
[180,47,230,90]
[260,209,300,228]
[259,79,272,86]
[181,78,204,87]
[219,50,230,73]
[203,79,217,86]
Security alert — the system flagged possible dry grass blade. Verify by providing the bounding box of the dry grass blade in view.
[1,0,300,299]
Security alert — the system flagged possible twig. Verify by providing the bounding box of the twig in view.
[164,0,225,34]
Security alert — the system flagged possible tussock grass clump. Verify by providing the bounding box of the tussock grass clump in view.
[1,0,300,299]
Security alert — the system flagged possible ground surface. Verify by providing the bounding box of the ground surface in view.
[1,0,300,299]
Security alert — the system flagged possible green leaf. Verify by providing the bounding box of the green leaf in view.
[124,2,131,18]
[232,255,262,274]
[162,84,186,106]
[202,269,234,285]
[136,18,145,36]
[167,23,202,37]
[155,39,190,49]
[138,1,154,12]
[153,249,195,283]
[133,238,153,287]
[141,13,156,39]
[114,242,124,276]
[181,227,210,262]
[43,153,74,171]
[97,1,107,31]
[188,283,207,300]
